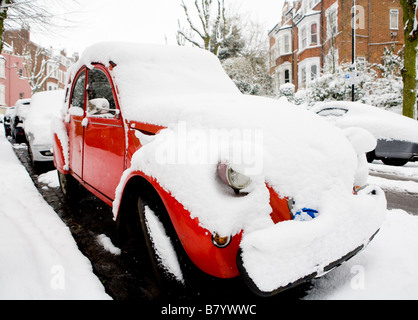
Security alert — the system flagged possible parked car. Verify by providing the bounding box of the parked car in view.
[24,90,65,168]
[11,98,31,143]
[3,106,15,136]
[311,101,418,166]
[53,42,386,297]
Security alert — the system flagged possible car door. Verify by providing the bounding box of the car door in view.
[67,69,86,179]
[82,66,125,200]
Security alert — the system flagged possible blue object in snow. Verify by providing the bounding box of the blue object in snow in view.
[293,208,319,221]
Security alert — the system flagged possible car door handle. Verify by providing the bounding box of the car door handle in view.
[81,118,89,128]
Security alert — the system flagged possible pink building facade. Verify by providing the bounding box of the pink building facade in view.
[0,44,32,110]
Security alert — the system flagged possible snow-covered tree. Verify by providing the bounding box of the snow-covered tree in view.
[400,0,418,119]
[20,46,60,94]
[222,55,273,96]
[177,0,232,56]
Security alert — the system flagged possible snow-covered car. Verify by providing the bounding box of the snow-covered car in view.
[11,98,31,143]
[24,90,65,167]
[53,42,386,297]
[311,102,418,166]
[3,106,15,136]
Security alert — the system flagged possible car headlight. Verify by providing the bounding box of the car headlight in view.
[217,161,252,191]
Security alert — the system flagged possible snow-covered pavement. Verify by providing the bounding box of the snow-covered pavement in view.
[0,130,110,299]
[0,127,417,300]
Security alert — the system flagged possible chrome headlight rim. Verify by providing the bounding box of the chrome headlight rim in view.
[217,161,252,191]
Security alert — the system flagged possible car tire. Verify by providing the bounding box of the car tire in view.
[58,171,79,200]
[117,188,203,299]
[381,158,408,166]
[137,193,188,298]
[366,151,375,163]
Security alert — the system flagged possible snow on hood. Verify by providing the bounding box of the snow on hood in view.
[311,101,418,143]
[25,90,65,146]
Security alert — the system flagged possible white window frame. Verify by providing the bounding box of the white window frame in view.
[301,27,307,49]
[0,84,5,106]
[326,1,339,40]
[390,9,399,30]
[297,12,320,53]
[298,57,320,88]
[284,34,291,54]
[0,58,5,78]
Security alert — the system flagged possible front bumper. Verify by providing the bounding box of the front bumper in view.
[237,185,386,296]
[237,230,379,296]
[30,143,54,162]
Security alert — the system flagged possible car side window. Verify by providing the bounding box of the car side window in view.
[70,71,86,112]
[86,68,118,118]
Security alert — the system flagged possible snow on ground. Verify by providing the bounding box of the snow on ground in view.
[0,130,110,300]
[1,126,418,299]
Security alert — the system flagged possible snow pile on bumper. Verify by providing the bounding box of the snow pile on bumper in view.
[239,185,386,295]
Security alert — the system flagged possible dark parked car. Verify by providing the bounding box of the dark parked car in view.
[3,106,15,136]
[312,102,418,166]
[11,98,31,143]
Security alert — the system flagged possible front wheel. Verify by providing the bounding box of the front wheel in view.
[57,171,79,200]
[137,194,187,297]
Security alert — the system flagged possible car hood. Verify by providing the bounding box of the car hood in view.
[120,94,383,232]
[118,94,386,293]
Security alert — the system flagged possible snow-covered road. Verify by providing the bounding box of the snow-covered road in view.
[1,127,417,300]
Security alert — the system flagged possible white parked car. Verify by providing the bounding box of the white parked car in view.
[311,101,418,166]
[25,90,65,167]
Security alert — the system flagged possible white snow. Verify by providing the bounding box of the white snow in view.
[0,131,110,300]
[307,209,418,300]
[24,90,65,147]
[38,170,60,188]
[96,234,121,256]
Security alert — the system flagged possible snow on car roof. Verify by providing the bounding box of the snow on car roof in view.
[73,42,240,126]
[312,101,418,143]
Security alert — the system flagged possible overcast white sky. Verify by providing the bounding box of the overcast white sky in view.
[30,0,285,56]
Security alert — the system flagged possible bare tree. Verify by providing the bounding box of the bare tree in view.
[20,45,60,94]
[400,0,418,119]
[177,0,232,56]
[0,0,78,53]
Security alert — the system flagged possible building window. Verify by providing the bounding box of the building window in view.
[301,67,307,86]
[0,85,5,105]
[18,69,23,77]
[390,9,399,30]
[19,92,24,99]
[0,59,5,78]
[311,64,318,80]
[311,23,318,45]
[301,27,307,48]
[284,34,290,53]
[284,69,290,83]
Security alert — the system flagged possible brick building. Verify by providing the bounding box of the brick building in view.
[0,43,32,109]
[3,27,78,94]
[269,0,405,93]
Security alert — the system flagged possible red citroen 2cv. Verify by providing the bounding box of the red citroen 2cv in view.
[53,42,386,297]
